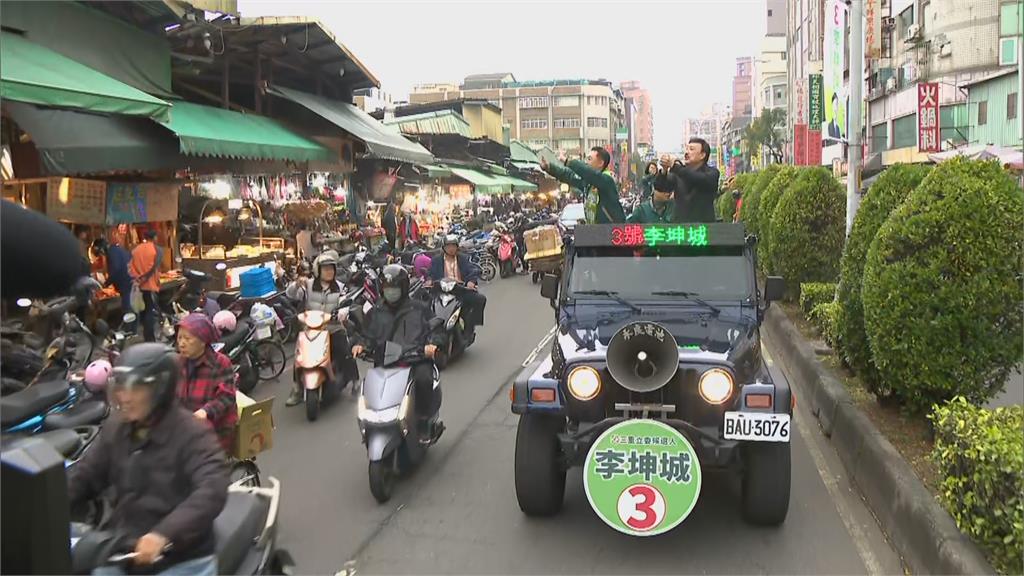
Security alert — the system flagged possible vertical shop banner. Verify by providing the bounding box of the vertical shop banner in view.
[807,129,823,165]
[45,178,106,224]
[794,124,809,165]
[795,77,808,126]
[808,74,824,131]
[823,0,848,142]
[865,0,881,59]
[917,82,941,152]
[106,183,179,225]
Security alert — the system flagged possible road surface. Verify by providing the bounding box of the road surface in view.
[253,275,904,575]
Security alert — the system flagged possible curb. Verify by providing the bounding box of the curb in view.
[763,306,995,576]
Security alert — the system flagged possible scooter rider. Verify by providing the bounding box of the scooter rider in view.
[285,252,359,406]
[427,235,487,338]
[67,343,229,575]
[351,265,445,439]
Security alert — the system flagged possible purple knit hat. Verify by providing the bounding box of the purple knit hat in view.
[177,312,218,346]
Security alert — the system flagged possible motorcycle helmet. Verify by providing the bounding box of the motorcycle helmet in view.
[84,359,112,394]
[314,252,339,276]
[444,234,459,248]
[213,310,237,334]
[380,264,410,305]
[109,343,179,419]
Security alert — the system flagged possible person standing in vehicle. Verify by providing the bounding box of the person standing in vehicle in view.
[627,171,677,224]
[350,265,445,439]
[640,161,659,201]
[284,252,359,406]
[427,235,487,337]
[129,229,163,342]
[662,138,721,223]
[67,343,228,576]
[541,147,625,224]
[175,313,237,453]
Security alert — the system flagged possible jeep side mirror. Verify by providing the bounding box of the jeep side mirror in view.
[540,274,559,301]
[764,276,785,303]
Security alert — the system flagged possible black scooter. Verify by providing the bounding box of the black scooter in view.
[425,279,475,370]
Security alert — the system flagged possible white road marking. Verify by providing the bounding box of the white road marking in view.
[522,325,558,367]
[762,345,885,576]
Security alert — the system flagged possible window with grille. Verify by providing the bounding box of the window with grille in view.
[519,97,550,109]
[554,117,581,128]
[586,117,608,128]
[521,118,548,130]
[978,101,988,126]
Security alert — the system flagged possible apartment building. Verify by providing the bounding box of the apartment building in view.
[734,57,754,117]
[409,75,623,157]
[620,80,655,148]
[754,35,789,114]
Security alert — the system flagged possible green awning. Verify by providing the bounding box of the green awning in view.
[160,101,333,162]
[384,110,471,137]
[449,167,509,195]
[511,161,542,171]
[0,31,171,122]
[510,140,540,163]
[268,85,434,165]
[418,164,452,178]
[490,174,538,192]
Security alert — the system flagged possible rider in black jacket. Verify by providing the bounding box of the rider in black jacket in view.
[350,265,446,435]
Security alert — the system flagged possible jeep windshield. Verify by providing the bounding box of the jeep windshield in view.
[567,245,753,301]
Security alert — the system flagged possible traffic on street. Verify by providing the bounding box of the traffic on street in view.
[2,1,1022,575]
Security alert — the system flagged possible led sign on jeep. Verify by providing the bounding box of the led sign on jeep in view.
[573,223,746,248]
[611,224,709,247]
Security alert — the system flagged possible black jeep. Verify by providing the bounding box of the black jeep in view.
[511,222,792,528]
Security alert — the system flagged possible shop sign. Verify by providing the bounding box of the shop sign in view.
[807,129,823,165]
[106,182,179,225]
[866,0,882,59]
[808,74,824,129]
[917,82,941,153]
[584,419,701,536]
[794,124,809,165]
[45,178,106,224]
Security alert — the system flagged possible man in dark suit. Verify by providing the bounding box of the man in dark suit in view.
[428,235,486,336]
[661,137,721,223]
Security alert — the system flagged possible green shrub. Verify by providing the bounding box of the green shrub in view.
[836,164,931,395]
[799,282,837,315]
[739,164,782,237]
[758,166,801,274]
[862,159,1024,412]
[768,167,846,301]
[932,397,1024,575]
[809,301,842,349]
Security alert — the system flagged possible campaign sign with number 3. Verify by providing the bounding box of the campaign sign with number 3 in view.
[583,419,702,536]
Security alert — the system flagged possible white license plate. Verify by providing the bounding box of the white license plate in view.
[723,412,791,443]
[256,326,273,340]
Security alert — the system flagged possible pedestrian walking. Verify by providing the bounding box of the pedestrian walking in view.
[129,229,163,342]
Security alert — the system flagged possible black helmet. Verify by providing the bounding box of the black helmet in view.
[109,343,179,418]
[380,264,410,306]
[732,189,742,199]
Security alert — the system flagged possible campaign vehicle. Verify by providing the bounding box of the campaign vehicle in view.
[512,222,790,535]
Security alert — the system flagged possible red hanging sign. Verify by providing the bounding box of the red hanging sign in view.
[917,82,941,153]
[807,130,823,165]
[794,124,809,166]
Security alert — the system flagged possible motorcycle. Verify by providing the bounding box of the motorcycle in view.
[356,339,444,503]
[495,227,519,279]
[213,316,287,395]
[426,279,475,370]
[293,305,353,422]
[70,477,291,575]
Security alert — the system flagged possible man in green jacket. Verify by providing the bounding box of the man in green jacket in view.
[541,147,625,224]
[627,171,676,223]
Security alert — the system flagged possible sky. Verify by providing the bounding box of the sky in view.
[238,0,767,152]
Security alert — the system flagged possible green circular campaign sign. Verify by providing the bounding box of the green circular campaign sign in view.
[583,419,702,537]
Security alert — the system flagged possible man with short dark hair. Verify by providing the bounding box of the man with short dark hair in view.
[628,171,676,224]
[541,147,625,224]
[662,137,720,223]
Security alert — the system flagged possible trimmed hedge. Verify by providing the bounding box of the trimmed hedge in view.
[799,282,837,315]
[739,164,783,238]
[837,164,931,395]
[758,166,801,275]
[932,397,1024,575]
[862,159,1024,412]
[768,167,846,301]
[809,301,842,349]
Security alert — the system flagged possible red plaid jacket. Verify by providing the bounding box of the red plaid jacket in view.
[177,349,237,453]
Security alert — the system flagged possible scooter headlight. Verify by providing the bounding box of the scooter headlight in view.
[357,396,401,424]
[440,279,456,293]
[446,309,461,330]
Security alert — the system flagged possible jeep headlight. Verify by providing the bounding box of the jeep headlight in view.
[567,366,601,401]
[698,368,733,405]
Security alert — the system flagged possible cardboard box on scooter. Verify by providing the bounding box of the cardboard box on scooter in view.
[233,391,274,460]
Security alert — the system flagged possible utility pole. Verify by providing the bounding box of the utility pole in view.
[846,0,864,237]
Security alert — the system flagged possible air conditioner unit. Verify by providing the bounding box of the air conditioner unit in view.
[906,24,921,41]
[886,77,898,92]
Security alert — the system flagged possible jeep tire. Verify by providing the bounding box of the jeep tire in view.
[514,414,566,516]
[741,441,791,525]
